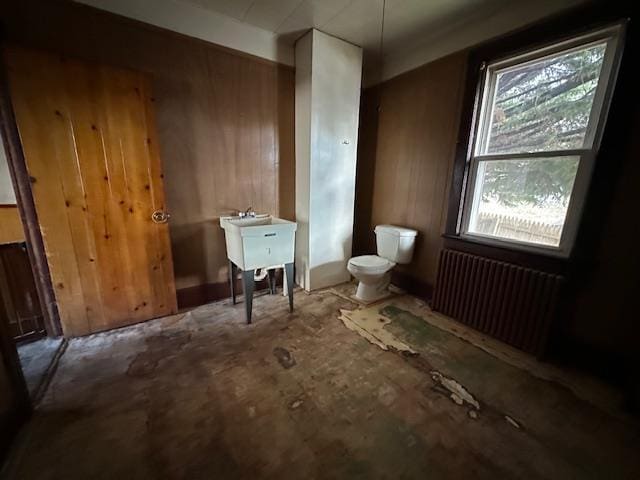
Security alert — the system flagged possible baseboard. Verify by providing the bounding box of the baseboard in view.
[14,329,46,345]
[391,270,433,302]
[178,271,430,309]
[177,272,282,310]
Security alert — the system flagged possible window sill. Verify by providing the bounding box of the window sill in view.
[460,233,569,257]
[442,233,569,273]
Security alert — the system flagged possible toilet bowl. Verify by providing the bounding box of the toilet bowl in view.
[347,255,395,302]
[348,225,418,303]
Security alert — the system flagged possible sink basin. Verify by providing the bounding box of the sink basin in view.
[220,214,297,270]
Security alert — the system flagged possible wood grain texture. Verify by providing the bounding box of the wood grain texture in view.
[0,51,62,337]
[6,47,177,336]
[0,244,44,339]
[354,53,467,293]
[0,0,295,293]
[0,206,24,244]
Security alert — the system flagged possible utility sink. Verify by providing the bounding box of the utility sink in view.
[220,214,297,271]
[220,214,297,324]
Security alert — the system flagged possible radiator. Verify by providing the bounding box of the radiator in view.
[432,249,563,356]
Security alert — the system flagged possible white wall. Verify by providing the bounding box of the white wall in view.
[295,30,363,291]
[0,136,16,205]
[74,0,294,66]
[294,32,312,289]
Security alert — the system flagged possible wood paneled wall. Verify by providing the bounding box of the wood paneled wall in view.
[0,206,24,244]
[354,53,467,295]
[0,0,295,295]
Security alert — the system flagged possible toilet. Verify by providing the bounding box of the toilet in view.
[347,225,418,302]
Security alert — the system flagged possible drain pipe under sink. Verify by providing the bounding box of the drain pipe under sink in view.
[254,268,268,282]
[255,267,289,297]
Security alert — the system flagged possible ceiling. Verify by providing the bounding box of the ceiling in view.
[76,0,584,84]
[182,0,506,58]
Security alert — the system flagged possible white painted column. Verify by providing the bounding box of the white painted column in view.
[295,30,363,291]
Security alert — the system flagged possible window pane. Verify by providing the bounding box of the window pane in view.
[468,157,579,247]
[484,42,607,154]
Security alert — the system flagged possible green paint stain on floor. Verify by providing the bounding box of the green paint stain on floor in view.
[336,302,639,479]
[380,304,515,381]
[380,304,448,347]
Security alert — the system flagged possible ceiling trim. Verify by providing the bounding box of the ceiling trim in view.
[73,0,295,66]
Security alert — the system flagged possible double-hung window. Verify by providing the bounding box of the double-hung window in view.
[460,24,625,256]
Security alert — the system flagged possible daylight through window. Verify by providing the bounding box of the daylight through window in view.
[461,26,623,254]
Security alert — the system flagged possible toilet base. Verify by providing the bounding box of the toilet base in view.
[353,275,392,303]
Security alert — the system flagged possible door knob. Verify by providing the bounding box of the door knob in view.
[151,210,170,224]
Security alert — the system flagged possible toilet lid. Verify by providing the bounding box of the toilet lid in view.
[348,255,393,273]
[375,225,418,237]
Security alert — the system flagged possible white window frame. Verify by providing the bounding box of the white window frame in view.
[458,23,626,257]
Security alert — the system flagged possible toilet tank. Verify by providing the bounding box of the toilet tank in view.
[375,225,418,264]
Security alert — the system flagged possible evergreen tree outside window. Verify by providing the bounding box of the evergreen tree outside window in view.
[460,24,625,255]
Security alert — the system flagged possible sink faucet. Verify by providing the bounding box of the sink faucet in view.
[238,206,256,218]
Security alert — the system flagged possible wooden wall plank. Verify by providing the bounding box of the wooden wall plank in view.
[102,68,156,325]
[0,207,24,244]
[277,69,296,221]
[50,57,107,334]
[354,53,467,293]
[0,47,62,338]
[140,75,178,316]
[64,60,122,331]
[6,49,91,335]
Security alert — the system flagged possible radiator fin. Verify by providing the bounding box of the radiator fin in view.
[432,249,562,356]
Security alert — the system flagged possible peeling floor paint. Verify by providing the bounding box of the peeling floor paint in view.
[5,284,640,479]
[289,399,304,410]
[430,371,480,410]
[333,283,626,421]
[337,300,538,429]
[339,304,483,417]
[337,299,539,436]
[505,415,522,429]
[338,308,416,354]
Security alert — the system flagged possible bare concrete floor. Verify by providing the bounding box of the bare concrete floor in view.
[17,337,64,398]
[3,285,639,479]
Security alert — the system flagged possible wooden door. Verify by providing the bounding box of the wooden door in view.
[5,47,177,336]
